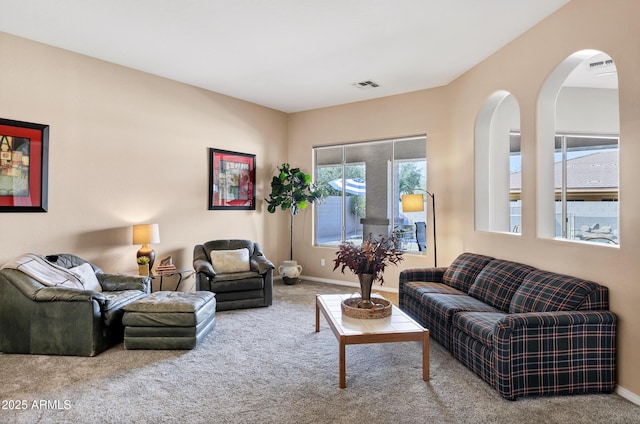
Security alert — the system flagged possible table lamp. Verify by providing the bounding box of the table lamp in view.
[133,223,160,270]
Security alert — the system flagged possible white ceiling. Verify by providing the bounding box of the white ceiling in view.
[0,0,572,113]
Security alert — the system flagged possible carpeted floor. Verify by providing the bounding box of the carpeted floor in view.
[0,280,638,424]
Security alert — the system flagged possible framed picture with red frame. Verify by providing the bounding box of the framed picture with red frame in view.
[208,148,255,210]
[0,118,49,212]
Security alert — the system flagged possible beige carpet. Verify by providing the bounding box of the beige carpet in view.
[0,280,638,424]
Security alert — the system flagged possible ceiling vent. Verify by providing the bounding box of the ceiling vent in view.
[352,80,381,89]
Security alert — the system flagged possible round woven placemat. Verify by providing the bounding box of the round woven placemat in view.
[341,297,392,319]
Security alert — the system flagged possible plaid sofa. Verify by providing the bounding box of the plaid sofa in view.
[399,252,617,400]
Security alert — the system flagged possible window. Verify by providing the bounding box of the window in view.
[314,136,427,253]
[554,133,618,243]
[538,50,619,245]
[475,91,521,234]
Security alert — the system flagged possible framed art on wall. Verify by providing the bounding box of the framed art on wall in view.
[0,118,49,212]
[208,148,255,210]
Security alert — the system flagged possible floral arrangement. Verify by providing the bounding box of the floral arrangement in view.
[333,234,404,285]
[136,256,150,265]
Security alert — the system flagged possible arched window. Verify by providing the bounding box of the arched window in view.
[537,50,619,245]
[475,91,521,234]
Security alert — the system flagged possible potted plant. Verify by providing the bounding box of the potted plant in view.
[266,163,325,284]
[333,234,404,308]
[137,256,150,277]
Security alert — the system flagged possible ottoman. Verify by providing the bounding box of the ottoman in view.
[123,291,216,350]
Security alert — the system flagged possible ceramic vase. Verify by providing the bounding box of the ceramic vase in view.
[278,260,302,285]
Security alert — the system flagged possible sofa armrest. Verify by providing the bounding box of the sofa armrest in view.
[97,273,151,293]
[34,287,107,305]
[493,310,617,399]
[251,255,275,275]
[399,267,448,292]
[399,267,448,284]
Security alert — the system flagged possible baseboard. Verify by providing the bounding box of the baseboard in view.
[616,385,640,406]
[300,275,399,293]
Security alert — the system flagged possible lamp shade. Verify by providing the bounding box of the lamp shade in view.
[401,194,424,213]
[132,223,160,245]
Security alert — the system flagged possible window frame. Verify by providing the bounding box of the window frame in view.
[313,136,427,252]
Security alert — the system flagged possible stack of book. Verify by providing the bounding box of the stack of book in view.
[156,264,177,274]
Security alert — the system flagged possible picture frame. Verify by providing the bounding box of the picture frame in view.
[0,118,49,212]
[208,148,256,210]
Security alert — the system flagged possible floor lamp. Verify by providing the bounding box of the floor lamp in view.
[401,191,437,266]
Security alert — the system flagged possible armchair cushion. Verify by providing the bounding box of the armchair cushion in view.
[101,290,150,326]
[70,263,102,292]
[210,248,250,274]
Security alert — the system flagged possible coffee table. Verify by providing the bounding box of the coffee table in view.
[315,293,429,388]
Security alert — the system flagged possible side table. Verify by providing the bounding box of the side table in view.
[151,269,193,291]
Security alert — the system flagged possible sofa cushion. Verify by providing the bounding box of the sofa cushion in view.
[452,311,507,350]
[210,248,250,274]
[403,281,466,301]
[468,260,535,312]
[423,293,501,323]
[443,253,494,293]
[509,270,603,313]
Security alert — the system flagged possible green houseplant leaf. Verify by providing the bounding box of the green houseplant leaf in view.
[265,163,326,260]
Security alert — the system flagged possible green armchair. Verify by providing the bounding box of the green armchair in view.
[0,253,150,356]
[193,240,274,311]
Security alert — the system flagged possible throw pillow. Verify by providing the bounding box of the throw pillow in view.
[210,248,250,274]
[442,252,494,292]
[509,270,598,313]
[70,263,102,292]
[468,259,536,312]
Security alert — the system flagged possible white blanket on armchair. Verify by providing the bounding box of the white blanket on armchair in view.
[1,253,85,290]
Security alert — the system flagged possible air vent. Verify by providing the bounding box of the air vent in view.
[352,80,381,89]
[588,59,615,72]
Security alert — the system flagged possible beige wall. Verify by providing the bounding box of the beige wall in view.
[1,0,638,400]
[289,0,640,400]
[0,32,290,283]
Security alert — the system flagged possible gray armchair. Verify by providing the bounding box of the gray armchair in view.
[0,253,150,356]
[193,240,274,311]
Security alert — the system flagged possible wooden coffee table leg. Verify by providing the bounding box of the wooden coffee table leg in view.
[339,337,346,388]
[315,297,320,332]
[423,329,430,381]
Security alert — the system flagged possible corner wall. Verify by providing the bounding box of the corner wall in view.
[289,0,640,400]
